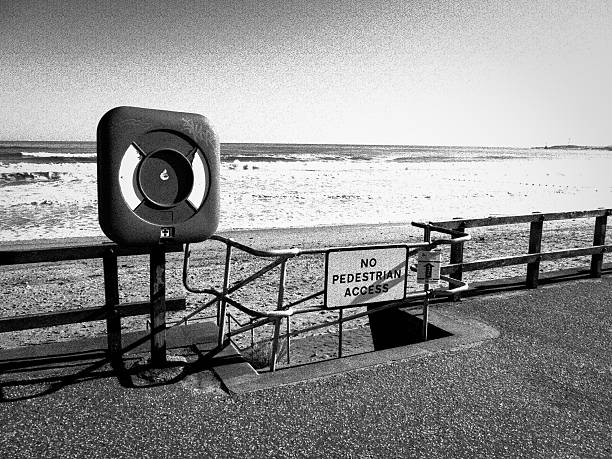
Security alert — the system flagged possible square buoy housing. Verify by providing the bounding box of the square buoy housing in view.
[97,106,220,246]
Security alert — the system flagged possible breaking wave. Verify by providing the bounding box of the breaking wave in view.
[0,171,69,186]
[20,151,96,160]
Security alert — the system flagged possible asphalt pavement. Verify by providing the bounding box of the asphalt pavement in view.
[1,276,610,458]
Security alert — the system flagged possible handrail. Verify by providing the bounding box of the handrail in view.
[181,227,470,314]
[406,263,470,297]
[210,234,301,258]
[179,208,610,371]
[179,223,469,370]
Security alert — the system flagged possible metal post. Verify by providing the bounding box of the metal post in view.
[423,226,431,246]
[590,214,607,277]
[150,247,167,367]
[422,225,431,340]
[526,213,544,288]
[270,259,287,371]
[103,249,122,367]
[218,244,232,346]
[286,317,291,365]
[422,288,429,341]
[270,318,282,372]
[338,308,343,358]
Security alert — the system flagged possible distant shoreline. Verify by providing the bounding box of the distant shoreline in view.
[2,140,611,151]
[533,144,612,151]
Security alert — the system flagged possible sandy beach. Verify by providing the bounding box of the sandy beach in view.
[0,218,600,361]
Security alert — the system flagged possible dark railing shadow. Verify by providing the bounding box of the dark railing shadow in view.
[0,330,233,402]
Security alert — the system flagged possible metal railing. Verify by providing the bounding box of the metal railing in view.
[2,209,606,371]
[178,224,470,371]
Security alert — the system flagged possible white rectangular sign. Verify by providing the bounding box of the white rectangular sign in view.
[325,246,408,308]
[416,250,441,284]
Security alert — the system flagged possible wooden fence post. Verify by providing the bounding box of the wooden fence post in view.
[526,214,544,288]
[103,249,122,367]
[150,247,167,366]
[450,222,465,301]
[590,214,607,277]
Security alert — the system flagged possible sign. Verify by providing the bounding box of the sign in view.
[416,250,441,285]
[325,246,408,308]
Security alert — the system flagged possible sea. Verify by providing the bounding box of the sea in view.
[0,141,610,243]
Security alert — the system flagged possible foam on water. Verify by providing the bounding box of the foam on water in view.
[20,151,96,159]
[0,142,610,242]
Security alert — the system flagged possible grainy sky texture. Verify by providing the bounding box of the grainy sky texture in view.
[1,0,611,146]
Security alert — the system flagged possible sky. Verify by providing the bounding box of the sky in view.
[1,0,611,147]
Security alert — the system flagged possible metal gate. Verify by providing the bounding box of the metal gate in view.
[173,222,469,371]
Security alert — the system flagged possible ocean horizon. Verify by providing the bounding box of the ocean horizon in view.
[1,141,611,243]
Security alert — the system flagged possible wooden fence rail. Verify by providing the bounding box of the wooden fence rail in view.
[429,208,611,292]
[1,209,609,365]
[0,238,184,365]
